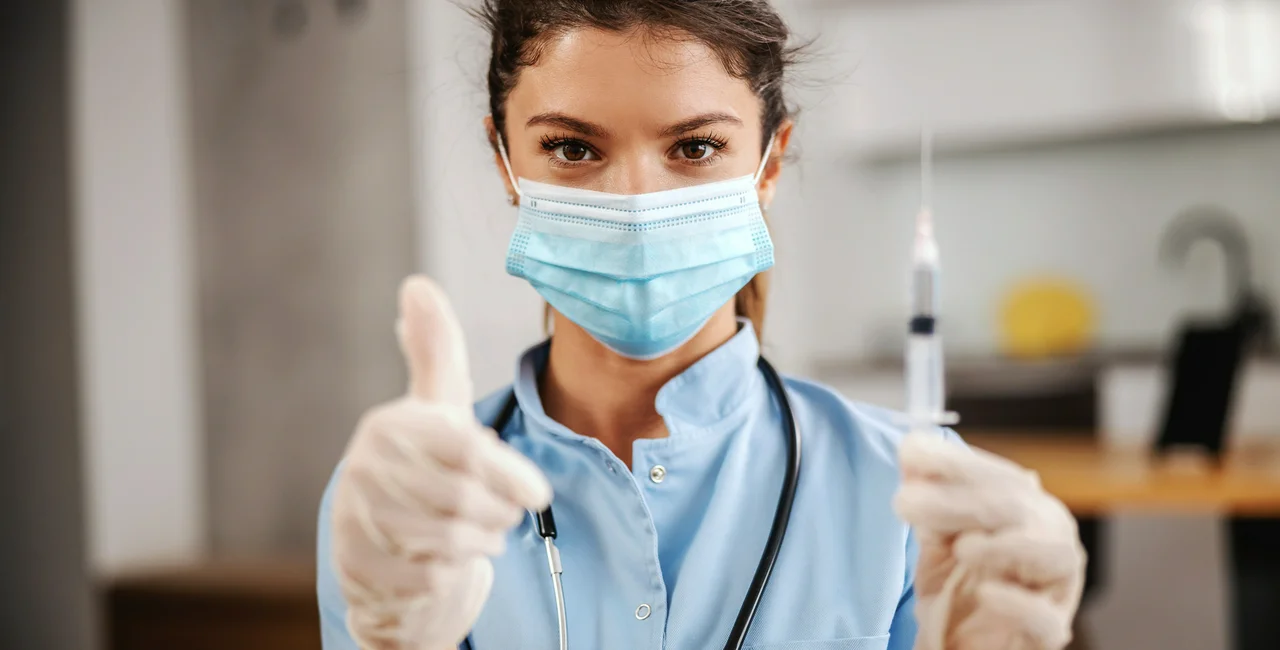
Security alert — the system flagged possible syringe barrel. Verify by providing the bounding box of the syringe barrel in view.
[905,331,947,425]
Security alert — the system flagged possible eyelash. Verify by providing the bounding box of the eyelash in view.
[539,134,597,167]
[672,131,728,166]
[536,131,730,167]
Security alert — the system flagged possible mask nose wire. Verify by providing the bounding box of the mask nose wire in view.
[495,133,522,199]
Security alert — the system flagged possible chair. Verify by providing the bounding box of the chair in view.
[1155,298,1277,650]
[1156,207,1278,650]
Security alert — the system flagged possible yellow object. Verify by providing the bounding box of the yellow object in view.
[999,278,1096,358]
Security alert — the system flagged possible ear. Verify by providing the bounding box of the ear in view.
[756,119,794,210]
[484,115,518,203]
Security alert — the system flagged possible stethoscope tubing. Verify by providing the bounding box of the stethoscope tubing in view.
[463,356,802,650]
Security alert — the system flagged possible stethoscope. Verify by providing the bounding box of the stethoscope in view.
[462,356,802,650]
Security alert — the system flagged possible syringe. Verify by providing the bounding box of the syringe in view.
[906,129,958,434]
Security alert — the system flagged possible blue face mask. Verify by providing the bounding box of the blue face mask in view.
[497,137,775,360]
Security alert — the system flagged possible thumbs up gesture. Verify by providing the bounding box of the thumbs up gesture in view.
[331,276,553,649]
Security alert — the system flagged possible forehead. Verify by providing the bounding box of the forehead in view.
[505,27,761,131]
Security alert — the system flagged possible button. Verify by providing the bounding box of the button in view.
[648,465,666,483]
[635,603,651,620]
[608,462,617,473]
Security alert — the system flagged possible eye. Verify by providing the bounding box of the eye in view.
[546,140,598,163]
[560,142,590,161]
[679,141,712,160]
[671,134,727,164]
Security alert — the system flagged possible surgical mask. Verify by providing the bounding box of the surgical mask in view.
[497,136,775,360]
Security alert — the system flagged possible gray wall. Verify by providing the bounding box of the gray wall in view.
[186,0,417,555]
[0,1,99,647]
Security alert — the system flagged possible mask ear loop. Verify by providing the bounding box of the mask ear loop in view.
[495,133,522,200]
[753,134,776,186]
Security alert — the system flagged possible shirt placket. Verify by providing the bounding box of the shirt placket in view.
[583,437,668,650]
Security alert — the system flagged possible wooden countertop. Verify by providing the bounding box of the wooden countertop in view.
[965,433,1280,516]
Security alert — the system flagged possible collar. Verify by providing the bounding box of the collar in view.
[511,319,763,440]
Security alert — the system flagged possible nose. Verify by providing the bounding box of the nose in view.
[606,151,671,195]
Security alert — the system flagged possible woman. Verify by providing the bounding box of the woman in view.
[318,1,1085,649]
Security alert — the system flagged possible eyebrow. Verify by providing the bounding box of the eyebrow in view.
[526,112,612,138]
[524,111,745,139]
[658,112,743,137]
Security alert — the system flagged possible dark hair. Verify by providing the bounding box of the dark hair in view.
[471,0,802,338]
[473,0,800,154]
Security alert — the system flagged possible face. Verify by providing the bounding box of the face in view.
[487,27,792,203]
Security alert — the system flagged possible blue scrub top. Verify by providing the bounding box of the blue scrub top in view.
[318,322,947,650]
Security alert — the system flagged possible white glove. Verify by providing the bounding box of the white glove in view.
[894,434,1086,650]
[331,276,553,650]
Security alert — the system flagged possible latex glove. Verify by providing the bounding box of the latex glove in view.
[331,276,553,650]
[895,434,1086,650]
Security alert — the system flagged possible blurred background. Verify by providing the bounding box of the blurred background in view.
[2,0,1278,649]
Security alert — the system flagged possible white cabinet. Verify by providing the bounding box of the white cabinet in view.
[802,0,1280,157]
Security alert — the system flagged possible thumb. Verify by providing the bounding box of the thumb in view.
[396,275,475,408]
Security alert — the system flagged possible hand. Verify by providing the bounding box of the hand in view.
[895,435,1086,650]
[331,276,553,649]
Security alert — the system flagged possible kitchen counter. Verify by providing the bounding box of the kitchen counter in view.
[967,432,1280,516]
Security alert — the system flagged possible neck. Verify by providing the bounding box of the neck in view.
[540,304,739,467]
